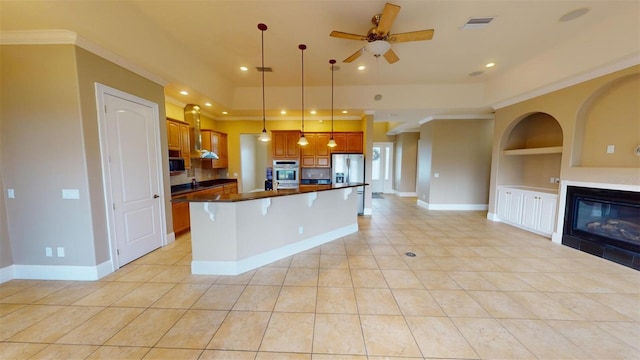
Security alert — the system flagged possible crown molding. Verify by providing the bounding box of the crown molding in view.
[1,29,168,87]
[417,113,495,125]
[491,53,640,110]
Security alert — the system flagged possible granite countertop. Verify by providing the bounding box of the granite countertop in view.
[172,182,367,203]
[171,179,237,196]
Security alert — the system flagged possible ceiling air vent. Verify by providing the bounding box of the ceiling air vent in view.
[461,17,495,30]
[256,67,273,72]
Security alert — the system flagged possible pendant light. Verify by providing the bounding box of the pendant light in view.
[257,23,271,142]
[327,59,338,148]
[297,44,309,146]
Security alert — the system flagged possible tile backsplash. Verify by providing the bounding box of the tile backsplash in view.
[301,168,331,180]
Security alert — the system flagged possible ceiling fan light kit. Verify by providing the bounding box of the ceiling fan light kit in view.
[330,2,434,64]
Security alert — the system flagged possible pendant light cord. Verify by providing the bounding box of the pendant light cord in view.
[330,60,335,137]
[259,23,267,132]
[299,44,306,135]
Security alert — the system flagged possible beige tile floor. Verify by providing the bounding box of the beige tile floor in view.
[1,195,639,359]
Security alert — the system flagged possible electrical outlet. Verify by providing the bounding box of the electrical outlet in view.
[57,247,65,257]
[45,247,53,257]
[607,145,615,154]
[434,173,440,178]
[298,226,304,235]
[550,177,555,184]
[62,189,80,199]
[7,189,15,198]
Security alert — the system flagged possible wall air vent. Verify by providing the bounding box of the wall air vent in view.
[461,17,495,30]
[256,67,273,72]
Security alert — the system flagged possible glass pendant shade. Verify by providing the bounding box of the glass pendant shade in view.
[258,129,270,142]
[365,40,391,56]
[257,23,271,142]
[327,137,337,147]
[297,134,309,146]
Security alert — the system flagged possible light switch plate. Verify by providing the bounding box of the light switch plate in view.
[57,247,65,257]
[62,189,80,199]
[7,189,15,198]
[607,145,615,154]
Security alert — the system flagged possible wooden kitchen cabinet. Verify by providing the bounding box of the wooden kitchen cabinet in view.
[200,129,229,169]
[179,123,191,169]
[345,132,363,153]
[301,133,330,168]
[272,130,301,159]
[223,183,238,194]
[330,132,363,154]
[167,120,181,150]
[172,200,190,235]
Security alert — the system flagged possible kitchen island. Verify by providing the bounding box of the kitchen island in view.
[173,183,366,275]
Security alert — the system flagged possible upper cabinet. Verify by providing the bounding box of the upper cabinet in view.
[301,133,330,168]
[273,130,301,159]
[201,129,229,169]
[167,120,181,150]
[330,132,363,154]
[179,123,191,169]
[167,118,191,169]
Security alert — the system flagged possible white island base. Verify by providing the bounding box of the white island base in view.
[189,187,359,275]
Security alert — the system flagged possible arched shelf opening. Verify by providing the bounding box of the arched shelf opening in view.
[498,112,564,189]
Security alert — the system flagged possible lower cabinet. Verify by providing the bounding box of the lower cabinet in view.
[497,186,558,237]
[172,201,190,235]
[171,182,238,234]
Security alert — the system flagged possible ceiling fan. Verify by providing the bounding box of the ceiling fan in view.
[330,2,434,64]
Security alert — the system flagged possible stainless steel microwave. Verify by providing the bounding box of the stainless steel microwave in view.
[169,157,186,172]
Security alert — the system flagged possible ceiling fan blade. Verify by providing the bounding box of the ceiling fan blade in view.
[330,30,367,41]
[383,49,399,64]
[343,47,365,63]
[376,3,401,37]
[388,29,435,43]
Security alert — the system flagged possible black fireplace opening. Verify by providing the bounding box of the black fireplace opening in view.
[563,186,640,270]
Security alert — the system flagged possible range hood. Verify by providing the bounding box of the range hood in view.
[184,104,218,159]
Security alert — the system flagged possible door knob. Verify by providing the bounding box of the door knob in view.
[153,194,160,198]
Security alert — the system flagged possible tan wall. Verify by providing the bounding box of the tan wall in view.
[488,65,640,215]
[394,132,419,193]
[75,47,167,263]
[373,122,396,143]
[0,44,166,269]
[419,120,494,205]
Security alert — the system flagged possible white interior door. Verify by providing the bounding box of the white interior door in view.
[98,85,163,267]
[372,142,394,193]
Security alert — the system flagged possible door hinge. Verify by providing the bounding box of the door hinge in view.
[104,105,107,113]
[113,203,115,210]
[117,249,120,255]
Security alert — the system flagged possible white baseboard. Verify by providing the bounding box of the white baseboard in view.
[417,199,488,211]
[192,224,358,275]
[0,265,13,284]
[394,190,418,197]
[486,212,500,222]
[166,232,176,245]
[551,232,563,244]
[7,260,113,281]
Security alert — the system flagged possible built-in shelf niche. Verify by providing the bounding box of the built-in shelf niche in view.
[500,112,563,189]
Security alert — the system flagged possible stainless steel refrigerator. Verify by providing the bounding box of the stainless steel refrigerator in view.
[331,153,365,215]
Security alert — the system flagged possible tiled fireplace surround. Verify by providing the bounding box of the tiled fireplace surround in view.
[554,181,640,270]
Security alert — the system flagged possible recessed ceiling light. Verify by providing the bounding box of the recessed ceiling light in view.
[222,111,228,115]
[240,66,248,71]
[358,65,366,71]
[374,94,382,101]
[469,71,484,77]
[485,62,495,68]
[180,90,189,95]
[310,110,317,115]
[280,110,287,115]
[559,7,590,22]
[204,102,212,107]
[342,110,348,114]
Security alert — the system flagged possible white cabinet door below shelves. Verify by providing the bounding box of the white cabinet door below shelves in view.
[497,187,557,237]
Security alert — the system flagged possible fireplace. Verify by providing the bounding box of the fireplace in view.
[562,186,640,270]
